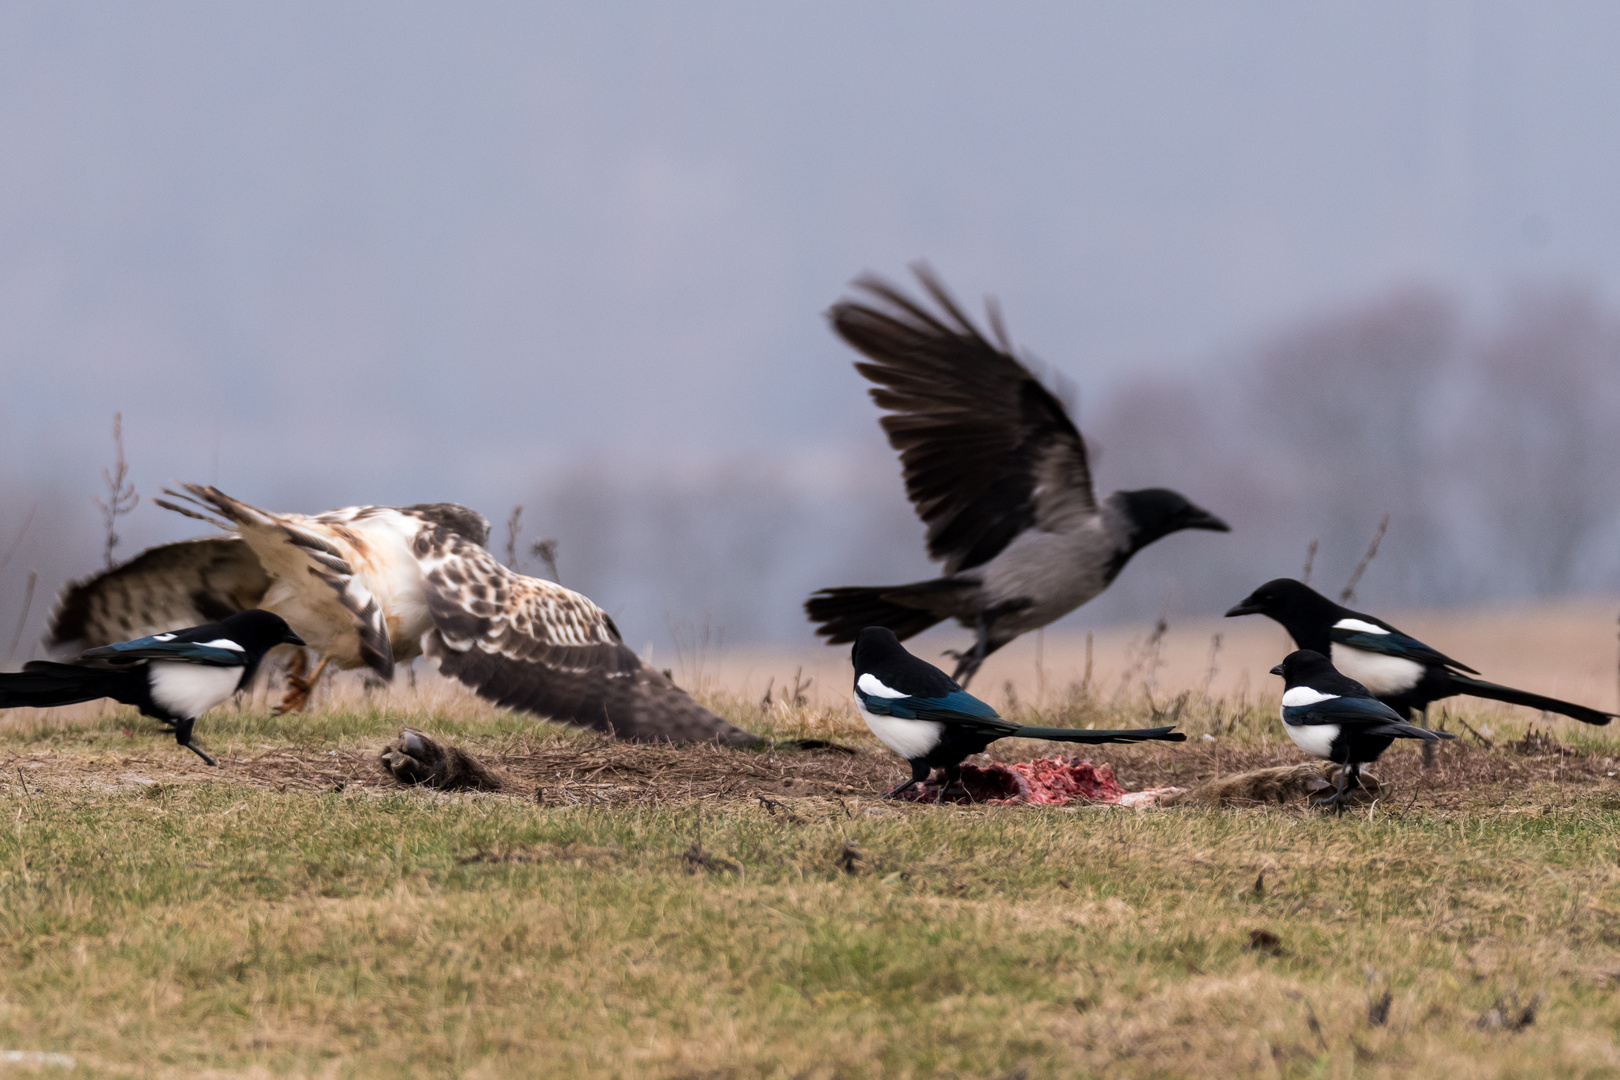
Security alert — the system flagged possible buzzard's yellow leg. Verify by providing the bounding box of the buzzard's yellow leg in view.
[275,652,332,715]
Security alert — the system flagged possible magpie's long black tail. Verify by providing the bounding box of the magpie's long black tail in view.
[805,580,967,643]
[0,662,137,710]
[1368,721,1455,742]
[1010,724,1187,744]
[1446,673,1615,727]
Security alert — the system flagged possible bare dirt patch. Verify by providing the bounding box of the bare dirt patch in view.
[8,723,1616,813]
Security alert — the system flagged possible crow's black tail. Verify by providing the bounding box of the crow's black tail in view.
[805,579,971,644]
[0,662,134,710]
[1010,724,1187,744]
[1447,674,1614,727]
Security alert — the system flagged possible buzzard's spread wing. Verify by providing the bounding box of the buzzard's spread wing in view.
[830,265,1098,573]
[156,484,396,678]
[415,528,759,746]
[47,537,271,653]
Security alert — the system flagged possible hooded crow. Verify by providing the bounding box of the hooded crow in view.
[1227,578,1615,727]
[851,627,1186,800]
[0,609,304,764]
[1270,649,1454,809]
[807,266,1229,685]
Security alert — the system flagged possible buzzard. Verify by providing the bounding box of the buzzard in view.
[47,485,758,746]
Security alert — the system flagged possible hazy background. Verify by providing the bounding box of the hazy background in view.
[4,2,1620,661]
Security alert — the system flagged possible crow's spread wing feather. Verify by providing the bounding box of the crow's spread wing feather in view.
[1330,624,1477,674]
[831,265,1097,574]
[414,526,759,746]
[47,537,271,653]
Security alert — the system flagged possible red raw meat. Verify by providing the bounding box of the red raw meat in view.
[894,757,1128,805]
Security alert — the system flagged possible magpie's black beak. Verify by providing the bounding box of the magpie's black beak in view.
[1269,663,1285,678]
[1184,507,1230,533]
[284,632,307,647]
[1225,600,1263,618]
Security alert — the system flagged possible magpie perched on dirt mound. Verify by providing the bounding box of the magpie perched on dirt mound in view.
[0,609,304,764]
[1228,578,1616,727]
[850,626,1185,801]
[1269,649,1454,810]
[807,265,1228,686]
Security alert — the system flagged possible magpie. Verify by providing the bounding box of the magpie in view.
[851,626,1186,800]
[807,266,1229,686]
[1227,578,1616,727]
[1269,649,1454,809]
[0,609,304,765]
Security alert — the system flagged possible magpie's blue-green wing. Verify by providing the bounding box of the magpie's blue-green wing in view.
[1329,623,1477,674]
[80,633,246,667]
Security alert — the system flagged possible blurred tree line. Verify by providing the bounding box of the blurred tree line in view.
[3,281,1620,656]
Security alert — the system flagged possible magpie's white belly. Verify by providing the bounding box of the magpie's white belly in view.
[147,662,245,719]
[1330,645,1424,696]
[1282,718,1340,760]
[857,701,943,760]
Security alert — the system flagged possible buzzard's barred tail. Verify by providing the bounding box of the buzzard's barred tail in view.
[805,581,961,644]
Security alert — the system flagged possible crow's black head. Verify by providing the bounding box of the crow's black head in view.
[1117,488,1229,548]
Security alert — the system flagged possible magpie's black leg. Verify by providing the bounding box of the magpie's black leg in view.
[1419,704,1435,770]
[1311,764,1351,811]
[941,762,968,804]
[172,719,219,768]
[883,760,931,800]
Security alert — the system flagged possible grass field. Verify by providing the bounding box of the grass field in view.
[4,634,1620,1077]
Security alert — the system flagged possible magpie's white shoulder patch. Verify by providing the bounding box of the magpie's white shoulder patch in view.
[198,638,245,652]
[1333,618,1388,635]
[857,673,909,699]
[153,633,176,641]
[1281,686,1340,708]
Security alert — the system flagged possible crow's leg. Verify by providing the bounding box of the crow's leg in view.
[947,611,995,687]
[883,760,932,800]
[275,652,331,716]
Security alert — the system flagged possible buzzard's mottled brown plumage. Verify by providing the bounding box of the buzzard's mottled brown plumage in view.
[49,537,272,654]
[414,521,758,746]
[49,484,759,746]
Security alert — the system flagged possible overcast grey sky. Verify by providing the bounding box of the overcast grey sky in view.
[3,2,1620,645]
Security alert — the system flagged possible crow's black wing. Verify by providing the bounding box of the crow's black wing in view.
[831,265,1096,574]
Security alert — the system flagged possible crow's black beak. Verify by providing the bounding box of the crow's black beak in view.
[285,632,307,647]
[1269,664,1285,678]
[1225,600,1263,618]
[1184,508,1231,533]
